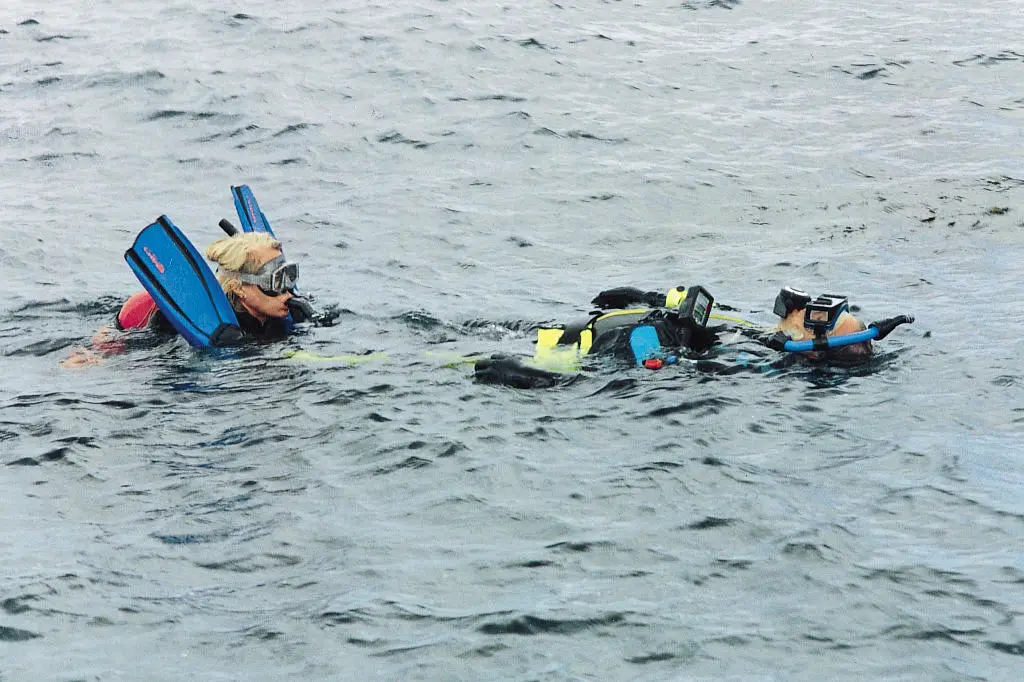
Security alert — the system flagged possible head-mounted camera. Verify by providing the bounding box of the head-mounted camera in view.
[773,286,811,318]
[803,294,849,334]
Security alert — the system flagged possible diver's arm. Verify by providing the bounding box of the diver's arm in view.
[60,325,127,368]
[591,286,667,310]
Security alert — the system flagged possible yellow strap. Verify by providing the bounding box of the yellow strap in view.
[709,312,760,327]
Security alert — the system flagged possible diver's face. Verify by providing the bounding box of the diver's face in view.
[241,283,293,319]
[240,246,294,319]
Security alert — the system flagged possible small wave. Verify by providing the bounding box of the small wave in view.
[272,122,315,137]
[144,110,220,122]
[0,625,41,641]
[376,130,431,149]
[86,69,165,88]
[477,611,626,635]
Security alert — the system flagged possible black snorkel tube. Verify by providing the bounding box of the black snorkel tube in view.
[218,218,239,236]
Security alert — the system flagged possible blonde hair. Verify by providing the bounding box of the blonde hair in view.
[205,233,282,304]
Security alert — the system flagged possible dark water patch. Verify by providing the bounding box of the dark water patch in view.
[36,76,60,86]
[533,126,561,137]
[634,460,684,473]
[38,446,72,462]
[25,151,99,164]
[987,641,1024,656]
[7,296,121,319]
[152,529,238,545]
[714,558,753,570]
[195,125,261,143]
[3,394,139,410]
[477,612,626,636]
[2,597,36,615]
[646,395,738,418]
[885,624,984,644]
[196,427,255,448]
[36,34,73,42]
[243,625,283,641]
[507,559,556,569]
[371,455,433,475]
[87,69,165,88]
[545,540,612,553]
[584,193,619,202]
[272,123,315,137]
[780,541,832,562]
[516,38,548,49]
[953,51,1024,67]
[0,625,41,641]
[447,93,527,103]
[584,377,640,398]
[981,175,1024,192]
[3,337,82,356]
[397,310,443,330]
[271,157,304,166]
[144,110,220,122]
[195,553,301,573]
[462,642,508,658]
[685,516,734,530]
[319,609,371,626]
[376,130,431,149]
[566,130,629,143]
[626,651,677,664]
[18,19,40,26]
[858,67,887,80]
[7,457,41,466]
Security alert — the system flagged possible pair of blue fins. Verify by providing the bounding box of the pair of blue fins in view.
[123,185,281,348]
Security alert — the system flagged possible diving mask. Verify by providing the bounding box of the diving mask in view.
[223,255,299,296]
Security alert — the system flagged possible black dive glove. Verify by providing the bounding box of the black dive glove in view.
[868,314,914,340]
[591,287,665,310]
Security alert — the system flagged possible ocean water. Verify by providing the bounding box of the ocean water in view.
[1,0,1022,679]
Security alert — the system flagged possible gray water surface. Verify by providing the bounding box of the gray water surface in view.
[2,1,1022,679]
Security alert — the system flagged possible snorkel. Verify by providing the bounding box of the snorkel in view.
[768,287,914,353]
[769,315,915,352]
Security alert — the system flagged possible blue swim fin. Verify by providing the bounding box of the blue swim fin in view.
[629,325,663,365]
[231,184,275,236]
[124,216,243,348]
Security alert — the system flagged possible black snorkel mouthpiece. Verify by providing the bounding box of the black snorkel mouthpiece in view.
[773,286,811,318]
[804,294,849,337]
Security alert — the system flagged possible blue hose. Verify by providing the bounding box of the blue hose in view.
[783,328,878,352]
